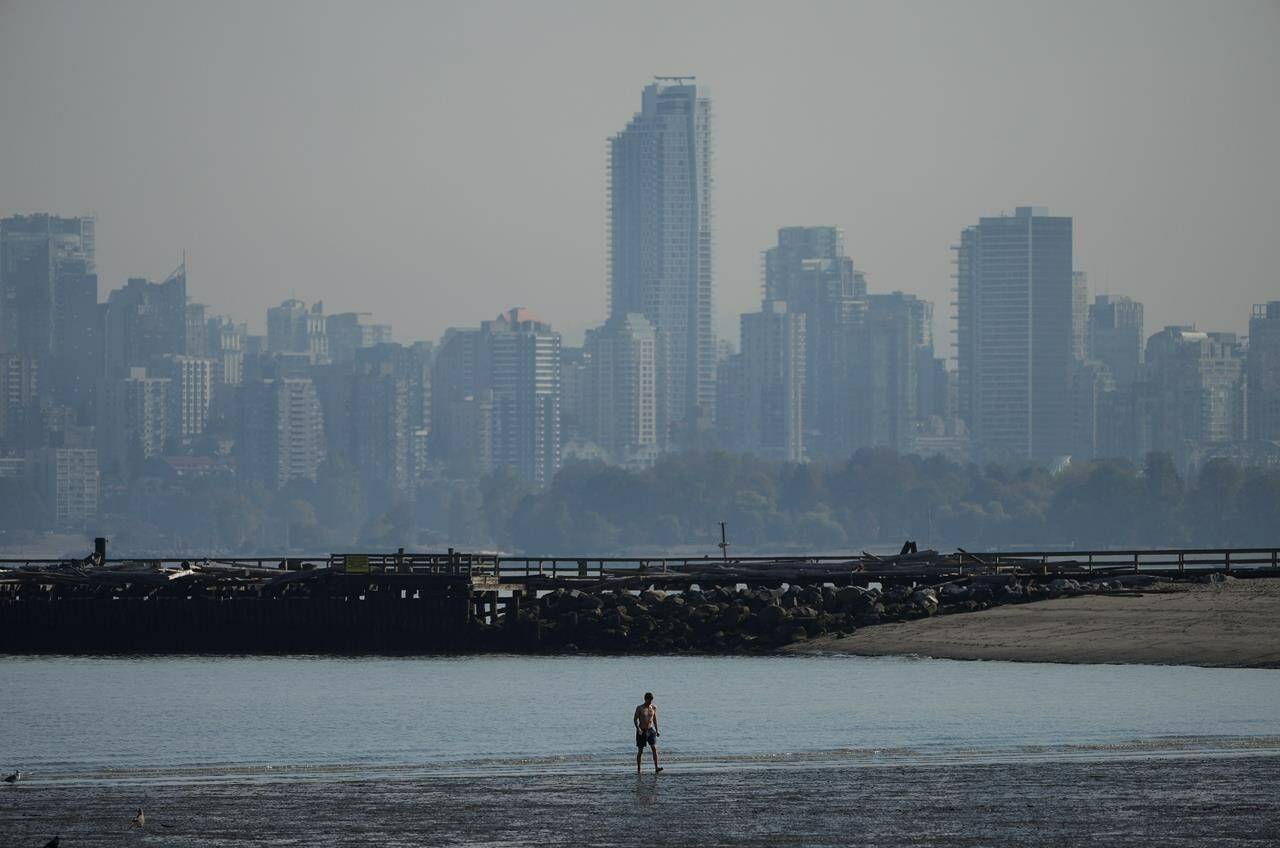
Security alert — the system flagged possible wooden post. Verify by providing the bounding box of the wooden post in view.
[1225,551,1231,574]
[1133,552,1140,574]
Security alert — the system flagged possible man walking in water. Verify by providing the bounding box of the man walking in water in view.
[634,692,663,773]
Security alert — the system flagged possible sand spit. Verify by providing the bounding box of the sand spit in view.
[789,577,1280,668]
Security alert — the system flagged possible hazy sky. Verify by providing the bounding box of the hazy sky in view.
[1,0,1277,351]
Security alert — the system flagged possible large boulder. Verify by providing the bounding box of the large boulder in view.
[834,586,874,612]
[641,589,667,605]
[884,584,912,603]
[772,623,808,644]
[910,588,939,615]
[571,590,604,611]
[758,604,788,626]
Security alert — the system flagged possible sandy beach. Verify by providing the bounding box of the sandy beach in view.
[788,577,1280,668]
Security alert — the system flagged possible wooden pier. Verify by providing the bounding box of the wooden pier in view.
[1,544,1277,654]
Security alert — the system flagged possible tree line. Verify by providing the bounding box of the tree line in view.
[4,450,1276,556]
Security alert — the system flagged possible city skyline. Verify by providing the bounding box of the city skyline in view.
[1,1,1277,351]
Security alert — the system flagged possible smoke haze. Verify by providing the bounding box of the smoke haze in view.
[1,0,1277,346]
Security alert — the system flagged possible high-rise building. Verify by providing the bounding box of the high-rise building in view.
[0,214,95,379]
[327,312,390,364]
[1069,359,1117,461]
[318,342,434,495]
[559,346,591,446]
[1071,271,1089,362]
[430,327,485,472]
[36,446,99,524]
[267,299,329,363]
[585,313,658,465]
[351,364,412,495]
[955,206,1074,463]
[50,261,100,419]
[739,302,805,462]
[98,367,175,477]
[854,293,930,453]
[238,377,326,489]
[206,315,246,387]
[157,355,216,442]
[185,303,210,357]
[484,308,561,487]
[1139,326,1245,472]
[103,265,187,377]
[1247,302,1280,443]
[714,351,749,453]
[609,78,714,442]
[762,227,866,458]
[1087,295,1144,390]
[0,354,41,449]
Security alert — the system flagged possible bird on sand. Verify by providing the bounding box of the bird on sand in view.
[130,808,145,829]
[43,837,59,848]
[2,770,22,783]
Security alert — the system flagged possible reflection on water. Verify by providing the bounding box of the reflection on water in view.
[635,773,660,807]
[3,654,1279,786]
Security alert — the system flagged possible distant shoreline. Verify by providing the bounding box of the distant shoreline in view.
[786,578,1280,669]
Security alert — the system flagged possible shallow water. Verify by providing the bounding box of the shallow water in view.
[3,654,1279,783]
[4,655,1280,845]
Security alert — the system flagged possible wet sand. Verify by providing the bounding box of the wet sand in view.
[790,577,1280,668]
[2,755,1278,846]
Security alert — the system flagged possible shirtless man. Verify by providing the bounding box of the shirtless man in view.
[633,692,663,773]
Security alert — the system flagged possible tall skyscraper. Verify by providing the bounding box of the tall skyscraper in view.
[762,226,865,458]
[267,299,329,363]
[1247,302,1280,443]
[1071,271,1089,362]
[739,302,806,462]
[98,367,175,478]
[327,312,390,364]
[1087,294,1145,390]
[0,214,95,377]
[315,342,434,495]
[609,78,714,443]
[585,313,658,466]
[1139,326,1245,472]
[36,446,99,524]
[103,265,188,377]
[50,262,101,419]
[206,315,247,388]
[156,355,216,443]
[855,293,930,453]
[955,206,1074,463]
[238,376,327,489]
[484,308,561,487]
[0,354,41,449]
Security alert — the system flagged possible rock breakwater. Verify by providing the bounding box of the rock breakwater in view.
[506,574,1186,653]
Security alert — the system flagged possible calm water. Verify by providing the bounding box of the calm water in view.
[4,655,1279,784]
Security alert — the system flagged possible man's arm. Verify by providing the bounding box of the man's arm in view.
[653,706,659,735]
[633,706,641,730]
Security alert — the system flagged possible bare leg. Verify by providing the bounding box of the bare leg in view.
[636,747,642,773]
[650,743,662,772]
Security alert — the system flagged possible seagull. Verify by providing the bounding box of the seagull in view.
[2,770,21,783]
[44,838,60,848]
[130,808,145,829]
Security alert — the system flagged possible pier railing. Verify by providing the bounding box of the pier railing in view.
[5,546,1277,581]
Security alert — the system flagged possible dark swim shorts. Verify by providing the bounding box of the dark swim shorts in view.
[636,727,657,748]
